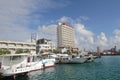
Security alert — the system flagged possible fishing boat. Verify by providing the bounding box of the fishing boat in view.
[80,51,97,62]
[0,53,55,77]
[55,54,87,64]
[84,54,95,62]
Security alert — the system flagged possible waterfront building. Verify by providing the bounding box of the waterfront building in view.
[97,46,101,56]
[103,46,117,55]
[57,23,75,50]
[0,40,36,54]
[36,38,56,53]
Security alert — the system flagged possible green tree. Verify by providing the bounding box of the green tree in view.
[0,49,11,55]
[63,51,67,54]
[15,49,24,54]
[53,49,60,54]
[48,49,52,52]
[24,49,30,53]
[40,50,44,53]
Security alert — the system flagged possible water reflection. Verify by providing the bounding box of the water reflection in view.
[29,67,55,80]
[0,67,55,80]
[1,74,29,80]
[2,57,120,80]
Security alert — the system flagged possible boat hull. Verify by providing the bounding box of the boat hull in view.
[0,59,55,77]
[56,57,87,64]
[69,57,87,63]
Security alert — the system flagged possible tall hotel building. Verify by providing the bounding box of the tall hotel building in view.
[57,23,75,50]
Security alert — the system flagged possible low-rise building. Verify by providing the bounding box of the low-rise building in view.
[36,38,56,53]
[0,40,36,54]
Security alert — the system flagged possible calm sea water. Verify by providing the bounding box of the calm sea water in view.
[2,56,120,80]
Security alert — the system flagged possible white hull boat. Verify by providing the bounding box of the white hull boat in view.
[0,53,55,76]
[55,54,87,64]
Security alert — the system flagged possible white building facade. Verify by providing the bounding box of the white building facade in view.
[0,40,36,54]
[57,23,75,49]
[36,38,56,53]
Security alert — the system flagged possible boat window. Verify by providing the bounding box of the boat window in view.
[32,55,42,61]
[37,56,42,60]
[27,57,30,62]
[32,56,35,62]
[11,56,21,60]
[42,54,49,59]
[32,56,39,62]
[2,56,24,66]
[56,58,59,60]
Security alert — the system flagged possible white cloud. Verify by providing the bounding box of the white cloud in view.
[36,16,120,51]
[57,16,120,51]
[96,32,108,47]
[74,23,93,37]
[58,16,73,23]
[73,23,94,50]
[113,29,120,36]
[0,0,69,42]
[37,15,120,51]
[1,0,120,51]
[57,16,75,26]
[38,24,57,42]
[109,29,120,49]
[80,16,90,21]
[57,16,95,50]
[0,0,32,41]
[95,30,120,50]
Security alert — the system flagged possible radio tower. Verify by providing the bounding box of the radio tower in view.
[31,33,38,42]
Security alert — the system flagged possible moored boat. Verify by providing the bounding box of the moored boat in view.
[55,54,87,64]
[80,51,98,63]
[0,53,55,77]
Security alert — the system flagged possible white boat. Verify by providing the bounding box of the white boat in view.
[84,54,95,62]
[80,51,97,62]
[40,52,56,68]
[55,54,87,64]
[0,53,55,77]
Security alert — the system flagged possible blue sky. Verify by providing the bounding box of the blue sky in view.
[40,0,120,35]
[0,0,120,50]
[27,0,120,36]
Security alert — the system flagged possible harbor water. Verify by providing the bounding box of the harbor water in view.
[2,56,120,80]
